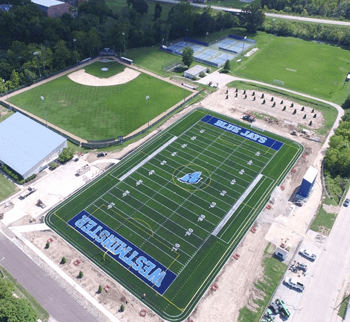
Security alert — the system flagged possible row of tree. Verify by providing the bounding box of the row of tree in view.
[261,0,350,19]
[262,18,350,47]
[0,0,265,93]
[0,277,38,322]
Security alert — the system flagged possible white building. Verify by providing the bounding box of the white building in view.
[184,65,207,80]
[0,113,67,179]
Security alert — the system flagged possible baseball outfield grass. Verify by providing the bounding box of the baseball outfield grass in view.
[7,62,190,141]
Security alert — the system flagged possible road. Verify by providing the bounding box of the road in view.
[0,232,98,322]
[155,0,350,27]
[292,201,350,322]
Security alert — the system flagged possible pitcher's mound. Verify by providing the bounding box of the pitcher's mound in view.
[101,67,108,71]
[68,68,141,86]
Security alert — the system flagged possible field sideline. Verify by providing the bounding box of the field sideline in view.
[46,108,303,321]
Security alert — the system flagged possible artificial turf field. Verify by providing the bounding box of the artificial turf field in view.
[7,62,190,141]
[46,108,302,321]
[234,36,350,100]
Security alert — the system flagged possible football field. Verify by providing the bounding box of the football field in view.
[46,109,303,321]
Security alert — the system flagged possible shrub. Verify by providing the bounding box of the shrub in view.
[58,148,73,164]
[226,95,228,99]
[224,59,231,71]
[243,90,246,94]
[261,93,264,98]
[272,102,276,107]
[61,257,66,264]
[312,108,314,113]
[313,114,317,118]
[235,88,238,93]
[49,162,58,170]
[45,242,50,249]
[283,106,286,111]
[0,164,35,184]
[244,94,247,99]
[293,109,297,114]
[120,304,125,312]
[342,95,350,109]
[309,121,312,126]
[252,91,255,96]
[78,271,84,278]
[291,103,294,107]
[262,99,265,104]
[253,96,256,101]
[98,285,103,293]
[235,93,238,97]
[271,97,274,101]
[280,100,283,104]
[199,72,206,78]
[301,106,304,111]
[303,114,306,119]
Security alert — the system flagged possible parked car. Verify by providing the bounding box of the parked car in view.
[299,249,316,261]
[97,152,107,158]
[284,277,305,292]
[343,198,350,207]
[298,262,308,272]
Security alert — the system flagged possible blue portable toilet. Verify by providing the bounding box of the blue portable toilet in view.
[297,166,317,199]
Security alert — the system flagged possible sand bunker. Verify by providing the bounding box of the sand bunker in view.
[68,67,140,86]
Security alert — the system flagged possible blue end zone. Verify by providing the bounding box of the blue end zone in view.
[68,210,177,295]
[201,115,283,151]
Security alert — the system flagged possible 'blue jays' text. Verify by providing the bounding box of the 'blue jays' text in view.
[68,210,177,295]
[201,115,283,151]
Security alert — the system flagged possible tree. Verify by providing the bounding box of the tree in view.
[10,70,20,88]
[223,59,230,71]
[342,95,350,109]
[240,4,265,33]
[54,40,72,69]
[154,3,162,20]
[182,47,194,68]
[61,257,67,264]
[127,0,148,15]
[78,271,84,278]
[98,285,103,293]
[58,148,73,163]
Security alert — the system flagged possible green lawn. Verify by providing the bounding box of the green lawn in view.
[238,244,287,322]
[206,0,260,8]
[338,293,349,319]
[310,206,337,235]
[233,36,350,102]
[7,62,190,141]
[0,174,18,202]
[0,266,49,322]
[84,61,125,78]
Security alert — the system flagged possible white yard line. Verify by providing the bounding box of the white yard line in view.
[212,174,263,236]
[119,136,178,181]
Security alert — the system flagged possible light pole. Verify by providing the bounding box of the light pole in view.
[122,32,125,56]
[33,51,41,78]
[41,96,47,127]
[146,95,150,130]
[242,36,247,58]
[73,39,78,65]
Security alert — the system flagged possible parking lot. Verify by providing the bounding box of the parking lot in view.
[265,234,323,322]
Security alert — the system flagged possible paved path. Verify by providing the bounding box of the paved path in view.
[0,232,100,322]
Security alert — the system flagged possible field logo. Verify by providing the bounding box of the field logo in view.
[178,171,202,184]
[68,210,177,295]
[201,115,283,151]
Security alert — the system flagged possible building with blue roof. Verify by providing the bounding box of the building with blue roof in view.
[0,113,67,179]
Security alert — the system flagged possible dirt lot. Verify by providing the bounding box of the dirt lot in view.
[11,86,326,322]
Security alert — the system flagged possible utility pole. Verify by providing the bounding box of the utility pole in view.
[41,96,47,127]
[146,95,150,130]
[33,51,41,78]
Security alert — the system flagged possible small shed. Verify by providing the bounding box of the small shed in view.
[274,246,288,261]
[297,166,318,199]
[184,65,207,80]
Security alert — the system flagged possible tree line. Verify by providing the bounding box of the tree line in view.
[261,0,350,20]
[0,0,260,92]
